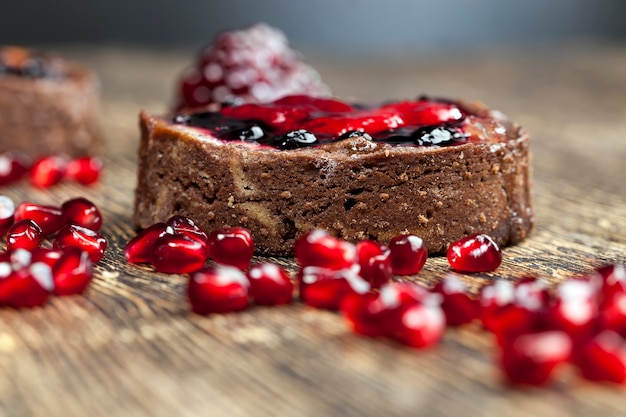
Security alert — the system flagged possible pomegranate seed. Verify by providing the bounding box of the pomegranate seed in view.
[0,151,30,185]
[8,248,33,270]
[65,156,103,185]
[447,234,502,273]
[389,301,445,348]
[61,197,103,231]
[387,234,428,275]
[592,264,626,303]
[30,247,64,269]
[299,265,370,310]
[52,247,93,296]
[167,215,208,247]
[514,276,552,311]
[7,219,43,250]
[14,202,64,236]
[151,234,207,274]
[187,265,250,314]
[294,229,356,270]
[546,279,599,342]
[433,275,480,326]
[0,195,15,236]
[124,223,173,264]
[247,263,293,305]
[599,291,626,335]
[53,224,107,263]
[29,155,68,188]
[378,282,432,309]
[0,263,53,308]
[575,330,626,383]
[340,292,388,337]
[206,226,254,270]
[479,280,541,341]
[356,240,392,289]
[500,330,572,386]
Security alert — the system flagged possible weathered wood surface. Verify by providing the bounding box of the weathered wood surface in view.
[1,43,625,417]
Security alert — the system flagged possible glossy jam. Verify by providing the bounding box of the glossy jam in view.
[173,95,475,150]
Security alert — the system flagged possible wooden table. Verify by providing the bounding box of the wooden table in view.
[1,42,625,417]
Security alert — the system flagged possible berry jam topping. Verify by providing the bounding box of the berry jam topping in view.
[0,46,60,79]
[175,23,329,110]
[173,95,479,150]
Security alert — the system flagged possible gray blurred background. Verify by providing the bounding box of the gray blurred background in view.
[2,0,626,52]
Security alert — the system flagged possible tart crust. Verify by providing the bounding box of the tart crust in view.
[0,49,101,157]
[134,103,533,255]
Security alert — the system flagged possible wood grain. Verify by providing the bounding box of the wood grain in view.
[0,42,625,417]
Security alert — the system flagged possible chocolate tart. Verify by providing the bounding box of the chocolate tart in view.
[133,96,533,255]
[0,46,101,158]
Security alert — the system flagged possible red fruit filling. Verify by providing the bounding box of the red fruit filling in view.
[247,263,293,305]
[174,95,474,150]
[206,226,254,270]
[447,233,502,273]
[387,234,428,275]
[187,265,250,314]
[175,23,330,111]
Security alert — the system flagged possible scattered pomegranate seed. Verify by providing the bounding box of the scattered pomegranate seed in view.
[53,224,107,263]
[356,240,392,289]
[6,219,43,250]
[294,229,356,270]
[61,197,103,231]
[65,156,103,185]
[51,247,93,296]
[30,247,64,269]
[546,279,599,343]
[247,263,293,305]
[387,234,428,275]
[29,155,68,188]
[0,262,53,308]
[433,275,480,326]
[575,330,626,383]
[389,301,445,349]
[447,234,502,273]
[187,265,250,314]
[0,151,30,186]
[151,234,207,274]
[206,227,254,270]
[167,215,208,248]
[124,223,173,264]
[340,292,388,337]
[0,195,15,236]
[500,330,572,386]
[14,202,64,236]
[299,265,370,310]
[592,264,626,304]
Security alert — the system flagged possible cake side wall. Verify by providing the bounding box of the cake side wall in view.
[133,116,533,255]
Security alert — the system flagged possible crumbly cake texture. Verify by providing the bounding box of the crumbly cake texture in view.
[134,100,533,255]
[0,48,101,157]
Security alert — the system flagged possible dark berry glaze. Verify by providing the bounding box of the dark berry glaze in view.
[173,95,505,151]
[0,46,61,79]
